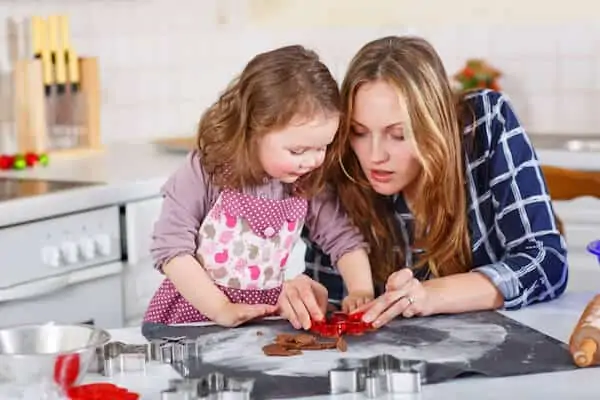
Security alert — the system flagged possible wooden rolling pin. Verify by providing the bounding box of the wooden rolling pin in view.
[569,294,600,367]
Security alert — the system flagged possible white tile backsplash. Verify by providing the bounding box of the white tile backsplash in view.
[1,1,600,150]
[556,24,597,57]
[490,25,559,58]
[558,58,596,92]
[558,94,596,133]
[523,95,558,133]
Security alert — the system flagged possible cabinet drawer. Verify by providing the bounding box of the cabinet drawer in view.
[123,260,165,319]
[0,263,124,329]
[124,197,163,264]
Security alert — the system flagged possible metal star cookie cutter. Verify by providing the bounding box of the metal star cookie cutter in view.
[329,354,426,397]
[94,336,202,376]
[160,372,255,400]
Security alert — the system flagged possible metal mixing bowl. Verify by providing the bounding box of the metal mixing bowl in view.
[0,323,111,386]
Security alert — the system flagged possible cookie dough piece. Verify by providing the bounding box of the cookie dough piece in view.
[262,343,302,356]
[336,337,348,352]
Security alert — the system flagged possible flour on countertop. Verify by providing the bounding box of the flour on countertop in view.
[195,318,507,377]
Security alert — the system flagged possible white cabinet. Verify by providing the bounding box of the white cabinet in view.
[553,197,600,292]
[123,196,165,326]
[124,196,164,265]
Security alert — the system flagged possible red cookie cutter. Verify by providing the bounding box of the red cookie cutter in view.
[66,383,140,400]
[54,354,81,390]
[310,311,373,337]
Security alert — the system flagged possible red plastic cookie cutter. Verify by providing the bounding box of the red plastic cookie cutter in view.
[66,383,140,400]
[310,311,373,337]
[54,354,81,390]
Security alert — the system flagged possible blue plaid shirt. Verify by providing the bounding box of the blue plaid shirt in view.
[302,89,568,310]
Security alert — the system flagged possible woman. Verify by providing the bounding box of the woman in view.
[278,35,568,330]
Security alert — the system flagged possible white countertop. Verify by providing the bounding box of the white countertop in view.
[528,133,600,171]
[0,140,598,227]
[0,143,186,226]
[78,291,599,400]
[536,148,600,171]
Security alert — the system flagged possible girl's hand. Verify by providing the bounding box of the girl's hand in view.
[360,268,432,328]
[341,291,374,314]
[213,302,277,328]
[277,275,329,330]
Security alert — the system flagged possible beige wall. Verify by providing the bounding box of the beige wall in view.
[248,0,598,26]
[0,0,599,153]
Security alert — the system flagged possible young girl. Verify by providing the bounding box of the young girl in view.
[143,45,374,329]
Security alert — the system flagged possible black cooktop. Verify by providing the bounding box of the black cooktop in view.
[0,177,100,202]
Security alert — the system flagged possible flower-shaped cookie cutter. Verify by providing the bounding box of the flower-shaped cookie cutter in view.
[94,336,202,376]
[160,373,255,400]
[329,354,426,397]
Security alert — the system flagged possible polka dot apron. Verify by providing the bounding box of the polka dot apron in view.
[144,188,308,324]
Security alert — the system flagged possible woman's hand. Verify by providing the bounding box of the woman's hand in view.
[213,302,278,328]
[277,275,328,330]
[361,268,432,328]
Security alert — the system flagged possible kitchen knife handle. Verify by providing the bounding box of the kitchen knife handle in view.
[67,49,80,89]
[47,15,59,55]
[31,16,43,57]
[58,15,71,49]
[59,15,80,87]
[54,15,67,87]
[38,17,54,88]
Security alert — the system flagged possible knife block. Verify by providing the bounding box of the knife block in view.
[13,56,102,157]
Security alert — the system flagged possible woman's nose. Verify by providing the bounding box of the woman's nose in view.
[370,138,388,163]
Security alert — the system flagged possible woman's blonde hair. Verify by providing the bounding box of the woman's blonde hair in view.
[328,36,474,284]
[197,45,340,197]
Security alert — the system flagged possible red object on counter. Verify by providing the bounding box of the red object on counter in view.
[329,311,347,324]
[310,311,373,337]
[347,311,366,322]
[24,152,39,166]
[67,383,140,400]
[345,321,368,335]
[0,151,48,170]
[0,155,14,169]
[54,354,81,389]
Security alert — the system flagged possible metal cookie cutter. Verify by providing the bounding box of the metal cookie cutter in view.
[329,354,426,398]
[161,372,255,400]
[95,336,202,376]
